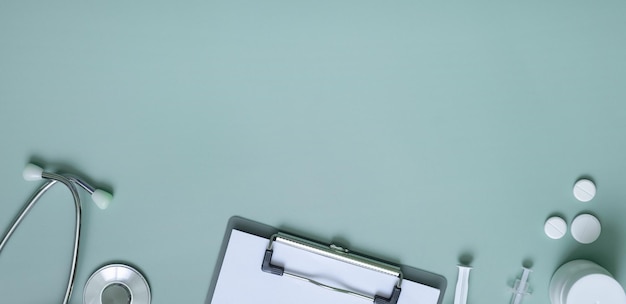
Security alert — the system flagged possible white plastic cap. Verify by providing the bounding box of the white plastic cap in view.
[567,274,626,304]
[23,163,44,181]
[550,260,626,304]
[91,189,113,210]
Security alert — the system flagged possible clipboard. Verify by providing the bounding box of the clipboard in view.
[206,217,446,304]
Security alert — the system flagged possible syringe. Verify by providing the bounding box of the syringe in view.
[511,267,532,304]
[454,265,472,304]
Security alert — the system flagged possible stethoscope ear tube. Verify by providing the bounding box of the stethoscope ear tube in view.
[1,164,112,304]
[23,163,114,210]
[0,175,81,304]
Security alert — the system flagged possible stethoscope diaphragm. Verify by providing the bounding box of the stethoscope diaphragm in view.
[83,264,150,304]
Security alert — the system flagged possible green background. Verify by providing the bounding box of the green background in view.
[1,1,626,303]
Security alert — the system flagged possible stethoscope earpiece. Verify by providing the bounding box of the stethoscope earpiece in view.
[23,163,113,210]
[22,163,44,181]
[2,162,114,304]
[91,189,113,210]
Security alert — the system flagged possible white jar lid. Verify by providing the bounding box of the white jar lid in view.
[566,274,626,304]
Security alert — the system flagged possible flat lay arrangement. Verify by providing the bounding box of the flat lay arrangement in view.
[2,2,626,304]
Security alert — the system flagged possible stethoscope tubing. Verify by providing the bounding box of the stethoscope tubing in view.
[0,173,82,304]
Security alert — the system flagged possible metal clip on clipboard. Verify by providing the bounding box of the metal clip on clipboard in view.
[262,233,403,304]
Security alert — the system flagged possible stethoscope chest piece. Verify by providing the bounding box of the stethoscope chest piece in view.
[84,264,151,304]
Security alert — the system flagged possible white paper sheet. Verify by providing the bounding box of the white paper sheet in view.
[210,230,440,304]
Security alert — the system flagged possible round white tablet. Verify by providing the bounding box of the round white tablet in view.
[573,179,596,202]
[571,214,601,244]
[544,216,567,239]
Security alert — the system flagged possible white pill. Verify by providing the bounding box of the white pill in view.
[573,179,596,202]
[571,214,601,244]
[544,216,567,239]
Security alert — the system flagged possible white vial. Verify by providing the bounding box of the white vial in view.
[550,260,626,304]
[573,179,596,202]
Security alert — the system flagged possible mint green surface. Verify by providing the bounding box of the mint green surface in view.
[2,2,626,303]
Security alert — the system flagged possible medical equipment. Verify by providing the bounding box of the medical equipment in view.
[510,267,531,304]
[0,163,113,304]
[84,264,151,304]
[453,265,471,304]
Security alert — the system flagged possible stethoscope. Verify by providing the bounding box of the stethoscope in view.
[2,163,151,304]
[0,163,112,304]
